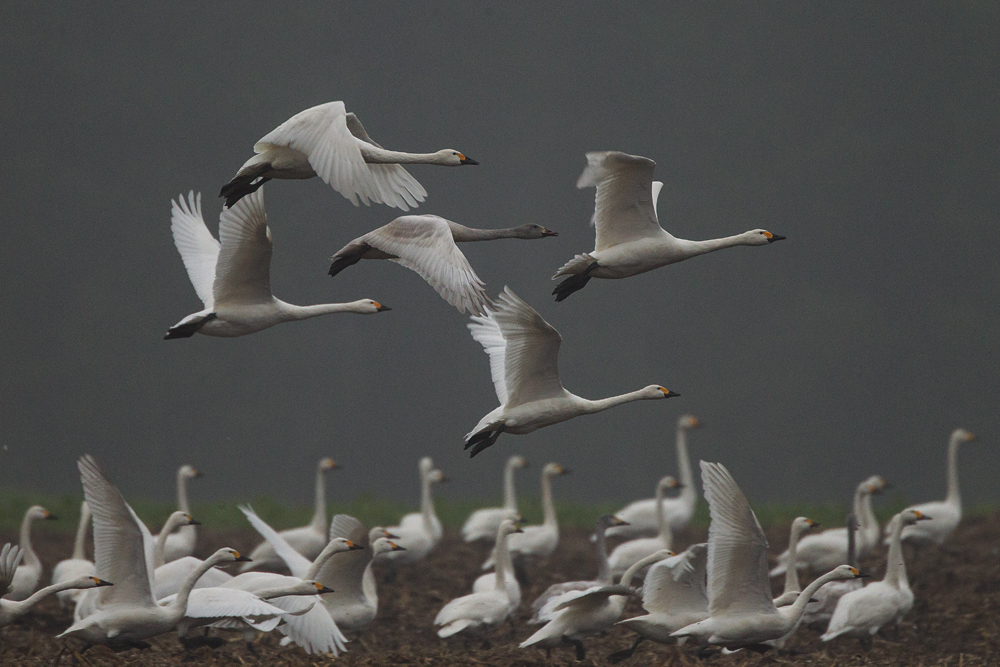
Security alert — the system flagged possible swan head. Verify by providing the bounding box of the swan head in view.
[953,428,975,443]
[679,414,701,430]
[212,548,252,564]
[646,386,681,400]
[743,229,786,246]
[659,476,682,492]
[830,564,870,580]
[179,464,202,479]
[498,519,523,536]
[901,509,933,525]
[78,576,114,589]
[597,514,630,530]
[430,469,449,484]
[511,223,559,239]
[308,581,335,595]
[419,457,434,474]
[508,455,528,469]
[434,149,479,166]
[372,537,406,555]
[791,516,820,534]
[329,537,366,553]
[25,505,57,522]
[351,299,391,314]
[862,475,889,495]
[543,463,571,478]
[319,457,341,472]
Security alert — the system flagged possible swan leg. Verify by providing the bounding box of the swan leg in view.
[564,636,586,661]
[513,557,530,588]
[552,261,599,302]
[466,427,504,458]
[608,636,645,663]
[164,313,217,339]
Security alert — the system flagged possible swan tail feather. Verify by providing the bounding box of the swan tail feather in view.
[220,174,270,209]
[552,253,597,278]
[164,312,216,339]
[552,261,600,302]
[465,427,504,458]
[328,242,371,277]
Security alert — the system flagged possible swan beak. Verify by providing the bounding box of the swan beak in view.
[315,583,335,594]
[438,475,451,483]
[852,569,871,578]
[559,467,572,475]
[808,597,820,603]
[348,542,366,551]
[390,542,406,551]
[613,517,630,526]
[384,531,400,539]
[513,526,525,533]
[913,511,932,521]
[807,520,820,529]
[541,228,559,237]
[234,553,253,563]
[459,155,479,165]
[91,577,114,587]
[187,516,202,526]
[44,511,58,520]
[375,302,391,312]
[659,388,680,398]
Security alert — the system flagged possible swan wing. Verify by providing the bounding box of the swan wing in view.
[278,601,349,656]
[170,191,220,310]
[239,506,313,579]
[577,151,666,252]
[700,461,775,618]
[468,314,508,405]
[344,112,383,148]
[315,514,369,596]
[171,588,284,620]
[213,188,273,307]
[0,543,23,595]
[643,543,708,613]
[77,455,155,609]
[360,215,489,315]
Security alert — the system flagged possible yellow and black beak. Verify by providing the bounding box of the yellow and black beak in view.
[233,552,253,563]
[187,515,202,526]
[374,301,391,312]
[851,567,871,578]
[92,577,114,587]
[765,232,786,243]
[44,511,57,520]
[384,530,400,539]
[613,517,630,526]
[345,540,366,551]
[314,583,335,594]
[659,388,681,398]
[459,154,479,165]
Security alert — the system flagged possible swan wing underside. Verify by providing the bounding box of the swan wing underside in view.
[468,313,508,406]
[643,543,708,613]
[239,506,313,580]
[700,462,775,617]
[491,287,565,408]
[171,191,220,310]
[363,216,489,315]
[577,151,667,252]
[316,514,369,595]
[213,188,273,307]
[344,112,383,148]
[0,543,23,595]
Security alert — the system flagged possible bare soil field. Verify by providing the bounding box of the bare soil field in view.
[2,515,998,666]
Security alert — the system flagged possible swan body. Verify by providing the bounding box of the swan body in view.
[7,505,57,601]
[329,216,557,316]
[799,514,861,627]
[378,458,446,564]
[607,476,679,579]
[155,465,202,563]
[52,501,95,609]
[220,101,477,209]
[166,190,388,339]
[463,455,528,543]
[465,287,678,456]
[607,415,701,540]
[551,152,784,301]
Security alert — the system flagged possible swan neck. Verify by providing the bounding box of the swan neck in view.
[684,234,751,256]
[786,569,846,623]
[846,516,857,567]
[541,472,557,527]
[655,482,672,548]
[594,526,611,584]
[884,514,907,587]
[451,226,521,242]
[420,470,436,531]
[19,512,39,570]
[502,460,519,511]
[176,469,190,514]
[360,145,441,165]
[154,521,172,569]
[286,302,363,320]
[14,580,79,615]
[946,433,962,505]
[173,555,222,618]
[675,425,696,506]
[311,465,327,533]
[584,389,653,414]
[72,502,90,561]
[494,531,513,593]
[782,525,803,595]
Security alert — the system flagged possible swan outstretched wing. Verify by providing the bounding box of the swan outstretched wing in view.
[700,461,775,618]
[643,543,708,613]
[577,151,666,252]
[360,215,489,315]
[239,506,312,580]
[468,313,508,405]
[0,543,23,596]
[166,588,284,621]
[213,189,273,307]
[279,601,349,656]
[171,191,220,310]
[256,101,425,210]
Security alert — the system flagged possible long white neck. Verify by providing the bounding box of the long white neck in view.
[305,542,345,580]
[18,513,40,571]
[945,431,963,506]
[72,502,91,561]
[176,470,190,513]
[494,530,513,594]
[448,223,530,242]
[170,554,228,621]
[420,471,437,532]
[594,526,612,584]
[655,483,672,548]
[583,389,656,415]
[680,233,755,257]
[5,579,93,618]
[846,514,857,568]
[883,514,908,588]
[154,518,178,569]
[541,472,557,527]
[360,145,446,165]
[281,301,370,320]
[782,524,804,595]
[502,460,519,511]
[310,466,328,533]
[675,425,696,510]
[781,569,854,628]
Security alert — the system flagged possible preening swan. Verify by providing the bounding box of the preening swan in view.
[607,415,701,540]
[551,151,784,301]
[607,476,679,579]
[165,190,388,339]
[7,505,57,601]
[463,455,528,543]
[155,465,202,563]
[329,215,557,316]
[465,287,679,456]
[378,458,447,564]
[219,100,477,209]
[51,501,94,609]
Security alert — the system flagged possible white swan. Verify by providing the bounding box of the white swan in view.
[219,101,477,209]
[7,504,57,601]
[465,287,679,456]
[608,415,701,539]
[520,550,671,660]
[551,151,784,301]
[51,501,94,609]
[61,455,255,649]
[243,457,341,571]
[771,517,820,608]
[529,514,629,622]
[462,455,528,543]
[329,216,557,316]
[482,463,570,570]
[165,190,388,339]
[607,476,679,579]
[435,519,522,638]
[896,428,975,546]
[822,509,931,646]
[155,465,202,563]
[670,462,867,651]
[799,514,862,627]
[1,543,112,629]
[378,458,447,564]
[153,511,202,569]
[472,516,524,610]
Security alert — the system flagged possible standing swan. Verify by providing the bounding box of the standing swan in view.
[799,514,862,626]
[897,428,975,546]
[551,152,784,301]
[7,505,57,601]
[51,501,94,609]
[165,190,389,339]
[378,458,448,564]
[155,465,202,563]
[607,477,680,579]
[219,101,477,209]
[771,517,821,607]
[329,216,557,316]
[463,455,529,543]
[465,287,679,456]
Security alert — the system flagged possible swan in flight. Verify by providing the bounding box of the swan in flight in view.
[378,458,448,564]
[895,428,975,546]
[823,509,931,647]
[465,287,679,456]
[607,415,701,540]
[154,465,202,563]
[670,462,867,651]
[6,505,57,601]
[799,514,862,627]
[329,216,557,316]
[243,457,341,571]
[1,543,113,629]
[607,476,680,579]
[551,151,784,301]
[51,501,94,609]
[462,455,528,543]
[165,190,389,339]
[219,100,477,209]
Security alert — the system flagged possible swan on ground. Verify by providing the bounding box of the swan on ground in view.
[607,477,680,579]
[462,455,528,543]
[1,543,112,629]
[607,415,701,540]
[799,514,862,627]
[520,550,672,660]
[60,455,255,649]
[165,190,389,339]
[472,515,525,610]
[771,517,821,608]
[895,428,975,546]
[378,458,448,564]
[529,514,630,622]
[435,519,522,638]
[329,216,557,316]
[219,100,477,209]
[609,543,710,663]
[7,505,57,601]
[153,512,202,569]
[154,465,202,563]
[51,501,94,609]
[243,457,341,571]
[551,151,784,301]
[770,475,888,577]
[465,287,679,456]
[822,509,931,647]
[670,462,868,651]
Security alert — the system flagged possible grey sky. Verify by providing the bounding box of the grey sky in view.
[1,3,997,511]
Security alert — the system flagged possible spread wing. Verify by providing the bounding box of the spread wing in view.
[239,506,313,579]
[313,514,369,597]
[577,152,668,252]
[170,191,220,309]
[0,543,23,595]
[643,543,708,613]
[700,461,776,618]
[213,188,273,306]
[467,313,508,405]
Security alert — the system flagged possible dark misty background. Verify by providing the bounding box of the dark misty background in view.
[1,4,997,513]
